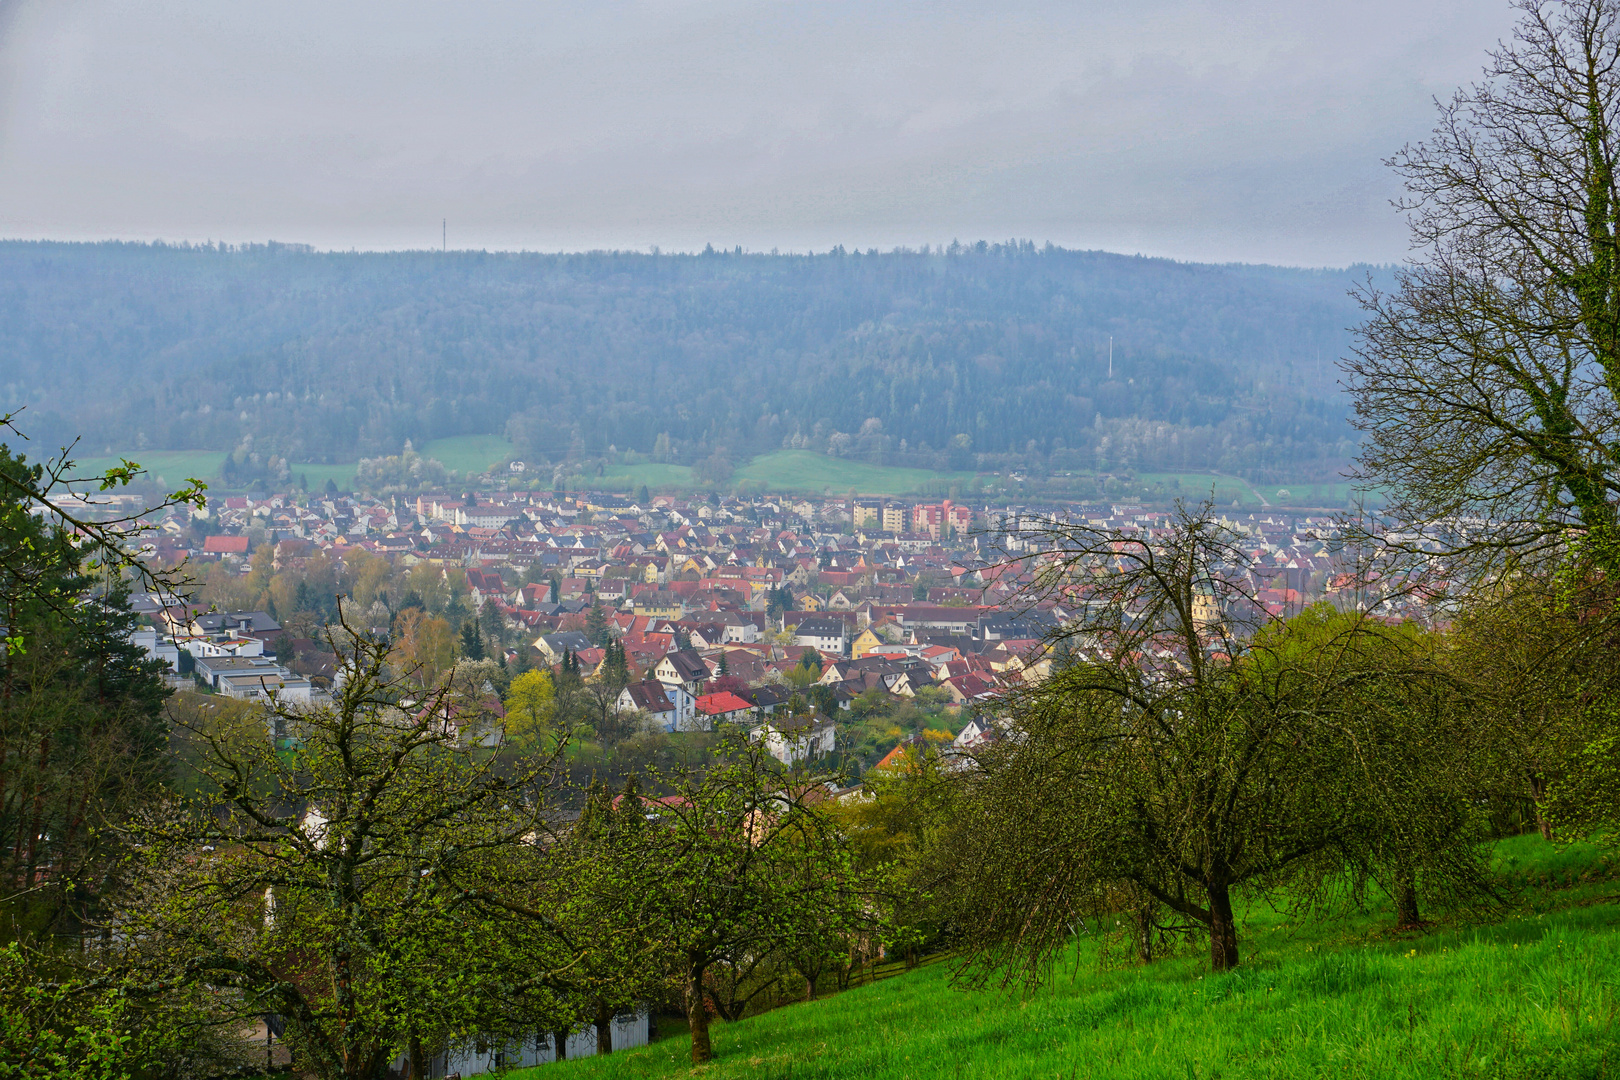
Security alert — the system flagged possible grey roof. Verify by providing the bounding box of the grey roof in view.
[661,649,711,682]
[193,610,281,635]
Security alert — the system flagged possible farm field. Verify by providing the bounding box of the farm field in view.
[733,451,977,496]
[420,434,516,477]
[60,449,227,489]
[594,462,696,489]
[521,833,1620,1080]
[288,461,359,491]
[1136,472,1372,510]
[61,449,361,494]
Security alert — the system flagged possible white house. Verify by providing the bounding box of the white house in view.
[615,678,680,732]
[791,617,848,657]
[751,712,837,766]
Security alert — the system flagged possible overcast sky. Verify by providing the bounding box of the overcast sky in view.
[0,0,1518,266]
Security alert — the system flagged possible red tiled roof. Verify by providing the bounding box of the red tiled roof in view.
[695,691,754,716]
[203,535,251,554]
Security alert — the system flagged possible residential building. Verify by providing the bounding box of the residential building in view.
[792,617,848,657]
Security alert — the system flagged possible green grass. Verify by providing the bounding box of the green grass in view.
[1137,472,1259,506]
[421,434,516,476]
[62,449,227,488]
[288,462,360,491]
[520,835,1620,1080]
[598,463,698,490]
[1135,473,1379,511]
[61,450,361,494]
[734,451,978,496]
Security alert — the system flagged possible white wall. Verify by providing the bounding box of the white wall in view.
[430,1008,651,1076]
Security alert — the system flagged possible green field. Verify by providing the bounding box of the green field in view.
[288,461,360,491]
[520,833,1620,1080]
[60,450,361,494]
[596,463,697,489]
[61,449,227,489]
[421,434,516,477]
[734,451,978,496]
[1137,473,1376,510]
[52,441,1373,507]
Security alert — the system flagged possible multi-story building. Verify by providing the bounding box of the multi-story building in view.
[911,500,974,540]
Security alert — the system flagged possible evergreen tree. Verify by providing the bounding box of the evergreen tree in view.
[0,444,175,931]
[586,602,611,648]
[460,619,485,661]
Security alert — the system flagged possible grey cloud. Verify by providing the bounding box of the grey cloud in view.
[0,0,1519,264]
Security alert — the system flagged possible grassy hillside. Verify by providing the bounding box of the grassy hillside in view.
[521,834,1620,1080]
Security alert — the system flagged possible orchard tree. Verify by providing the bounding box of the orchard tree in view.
[633,734,875,1063]
[112,627,578,1080]
[1447,576,1620,839]
[954,506,1491,974]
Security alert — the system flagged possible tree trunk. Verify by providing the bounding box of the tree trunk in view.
[595,998,613,1056]
[408,1035,425,1079]
[553,1030,568,1062]
[1129,889,1157,964]
[686,953,713,1064]
[1394,870,1421,928]
[1530,774,1553,841]
[1207,881,1239,972]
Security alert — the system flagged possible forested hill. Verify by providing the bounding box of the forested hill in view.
[0,240,1377,482]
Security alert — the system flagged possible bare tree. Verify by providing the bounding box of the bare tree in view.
[1347,0,1620,580]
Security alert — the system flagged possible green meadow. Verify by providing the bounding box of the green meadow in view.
[1136,473,1371,510]
[520,834,1620,1080]
[421,434,517,476]
[62,449,360,493]
[288,461,360,491]
[598,463,698,489]
[49,441,1372,507]
[733,451,978,496]
[60,449,227,489]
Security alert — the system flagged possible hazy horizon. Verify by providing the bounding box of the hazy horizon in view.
[0,0,1519,268]
[0,234,1400,272]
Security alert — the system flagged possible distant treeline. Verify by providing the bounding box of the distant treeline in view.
[0,240,1379,482]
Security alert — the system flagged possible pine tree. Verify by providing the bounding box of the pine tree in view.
[460,619,485,661]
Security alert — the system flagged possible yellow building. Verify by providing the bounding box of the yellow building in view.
[851,627,883,659]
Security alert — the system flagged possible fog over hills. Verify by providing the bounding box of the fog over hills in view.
[1,240,1379,482]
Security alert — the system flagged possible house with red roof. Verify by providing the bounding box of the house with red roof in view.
[202,534,251,558]
[695,691,755,725]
